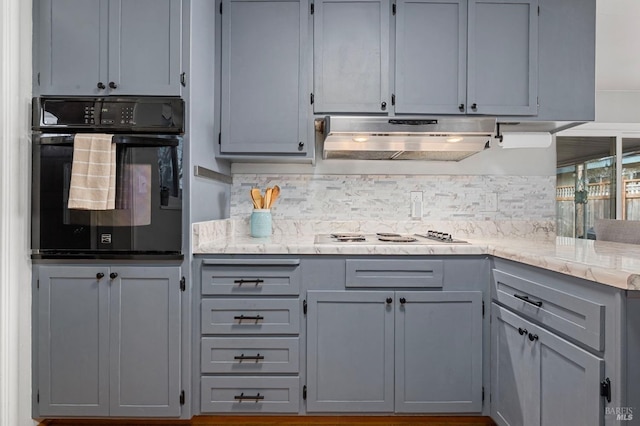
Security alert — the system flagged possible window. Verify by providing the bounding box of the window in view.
[556,125,640,239]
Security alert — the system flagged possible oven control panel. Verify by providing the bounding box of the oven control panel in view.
[100,103,135,125]
[32,97,184,134]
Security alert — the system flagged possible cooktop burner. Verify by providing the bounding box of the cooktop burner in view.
[331,233,365,238]
[377,235,418,242]
[334,236,367,242]
[414,230,468,243]
[315,231,468,245]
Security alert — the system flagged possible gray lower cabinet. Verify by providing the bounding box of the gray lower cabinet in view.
[219,0,311,157]
[35,265,182,418]
[491,304,604,426]
[36,0,182,96]
[198,258,302,414]
[306,290,483,413]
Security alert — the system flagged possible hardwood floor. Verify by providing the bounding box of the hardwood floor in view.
[41,416,496,426]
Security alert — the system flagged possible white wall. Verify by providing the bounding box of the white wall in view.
[595,0,640,122]
[0,1,33,426]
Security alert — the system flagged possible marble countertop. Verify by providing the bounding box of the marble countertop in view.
[192,221,640,290]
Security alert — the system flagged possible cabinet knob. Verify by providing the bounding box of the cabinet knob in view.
[386,297,393,304]
[108,81,118,89]
[381,101,387,111]
[97,82,106,90]
[528,333,539,342]
[96,272,105,280]
[399,297,406,305]
[109,272,118,280]
[298,141,304,151]
[471,103,478,111]
[518,327,528,336]
[458,103,464,111]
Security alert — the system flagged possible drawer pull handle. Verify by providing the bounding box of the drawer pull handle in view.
[234,314,264,323]
[514,293,543,307]
[528,333,539,342]
[234,353,265,362]
[233,278,264,286]
[234,392,264,402]
[518,327,528,336]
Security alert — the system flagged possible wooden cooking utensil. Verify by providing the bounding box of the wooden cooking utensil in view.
[264,187,273,209]
[250,188,262,209]
[271,185,280,206]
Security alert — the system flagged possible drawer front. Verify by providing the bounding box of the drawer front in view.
[201,299,300,335]
[201,259,301,296]
[346,259,444,288]
[201,376,300,413]
[201,337,299,374]
[492,269,604,351]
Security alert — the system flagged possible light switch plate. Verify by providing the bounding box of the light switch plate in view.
[485,192,498,212]
[410,191,423,218]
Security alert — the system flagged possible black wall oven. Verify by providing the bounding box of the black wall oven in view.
[32,96,184,259]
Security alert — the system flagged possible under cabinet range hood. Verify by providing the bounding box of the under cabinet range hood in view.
[322,116,497,161]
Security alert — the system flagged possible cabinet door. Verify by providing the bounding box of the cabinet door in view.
[395,0,467,114]
[534,318,604,426]
[108,0,182,95]
[491,305,539,426]
[37,0,109,95]
[492,305,604,426]
[467,0,538,115]
[306,291,394,412]
[109,266,181,417]
[536,0,595,121]
[220,0,309,155]
[395,291,483,413]
[37,265,110,416]
[313,0,390,113]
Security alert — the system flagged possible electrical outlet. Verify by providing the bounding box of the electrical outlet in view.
[485,192,498,212]
[410,191,423,218]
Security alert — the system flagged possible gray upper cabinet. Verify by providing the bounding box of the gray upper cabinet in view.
[315,0,537,115]
[394,0,467,114]
[313,0,390,113]
[534,0,595,121]
[220,0,310,156]
[36,0,182,96]
[36,265,182,418]
[467,0,538,116]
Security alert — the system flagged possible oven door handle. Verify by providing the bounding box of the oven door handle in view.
[34,134,180,147]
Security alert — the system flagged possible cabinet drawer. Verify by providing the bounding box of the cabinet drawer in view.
[201,376,299,413]
[201,299,300,335]
[201,259,301,296]
[201,337,299,374]
[492,269,604,351]
[346,259,443,288]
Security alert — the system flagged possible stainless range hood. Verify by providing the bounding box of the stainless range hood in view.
[322,116,496,161]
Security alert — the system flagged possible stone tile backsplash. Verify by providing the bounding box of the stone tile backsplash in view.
[230,174,556,221]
